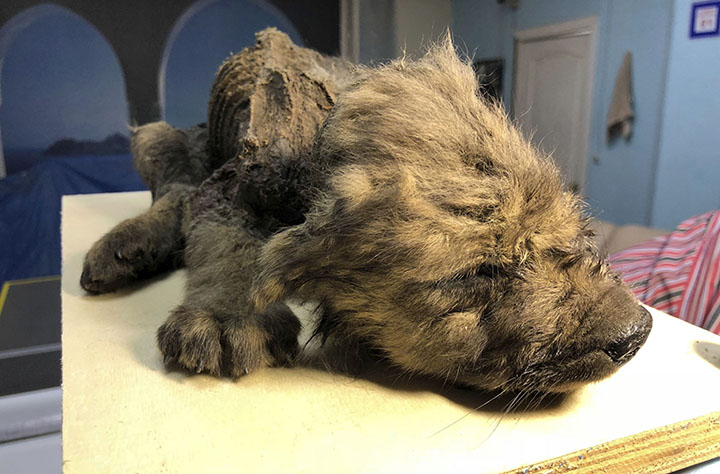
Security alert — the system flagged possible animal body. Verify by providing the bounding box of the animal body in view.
[81,29,651,394]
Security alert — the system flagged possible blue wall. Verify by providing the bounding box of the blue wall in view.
[162,0,302,129]
[0,5,128,151]
[652,0,720,229]
[452,0,674,226]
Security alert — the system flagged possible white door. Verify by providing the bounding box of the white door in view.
[514,18,597,192]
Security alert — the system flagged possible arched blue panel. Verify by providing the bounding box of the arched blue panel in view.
[0,4,129,174]
[161,0,303,129]
[0,5,142,283]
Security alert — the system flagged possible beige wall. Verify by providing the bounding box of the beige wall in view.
[394,0,451,57]
[350,0,452,63]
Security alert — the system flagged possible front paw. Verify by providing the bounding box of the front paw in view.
[157,303,300,377]
[81,207,182,294]
[156,307,224,375]
[81,235,150,293]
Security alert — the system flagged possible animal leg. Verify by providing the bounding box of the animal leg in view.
[80,123,211,293]
[80,184,190,293]
[157,218,301,377]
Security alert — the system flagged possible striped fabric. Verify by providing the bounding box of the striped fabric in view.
[609,211,720,335]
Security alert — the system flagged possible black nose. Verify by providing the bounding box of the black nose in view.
[604,306,652,364]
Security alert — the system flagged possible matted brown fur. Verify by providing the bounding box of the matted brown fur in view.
[81,29,651,393]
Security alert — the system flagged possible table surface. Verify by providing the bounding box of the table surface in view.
[62,192,720,474]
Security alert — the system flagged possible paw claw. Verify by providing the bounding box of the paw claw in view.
[229,366,250,380]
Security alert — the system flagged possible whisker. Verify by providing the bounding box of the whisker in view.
[452,366,461,385]
[426,373,524,439]
[471,388,529,449]
[426,387,509,438]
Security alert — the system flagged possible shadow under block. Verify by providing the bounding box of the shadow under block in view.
[62,192,720,473]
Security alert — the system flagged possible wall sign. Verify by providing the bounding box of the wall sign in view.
[691,1,720,38]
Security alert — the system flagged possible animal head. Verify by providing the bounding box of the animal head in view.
[252,39,651,393]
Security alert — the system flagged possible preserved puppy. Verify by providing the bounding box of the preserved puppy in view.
[81,29,651,394]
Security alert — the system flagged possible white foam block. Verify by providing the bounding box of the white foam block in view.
[62,192,720,473]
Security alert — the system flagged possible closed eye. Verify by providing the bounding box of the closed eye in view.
[546,247,584,270]
[454,263,506,280]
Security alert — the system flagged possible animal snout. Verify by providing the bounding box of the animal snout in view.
[603,305,652,365]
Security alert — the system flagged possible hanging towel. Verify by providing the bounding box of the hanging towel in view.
[607,51,634,142]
